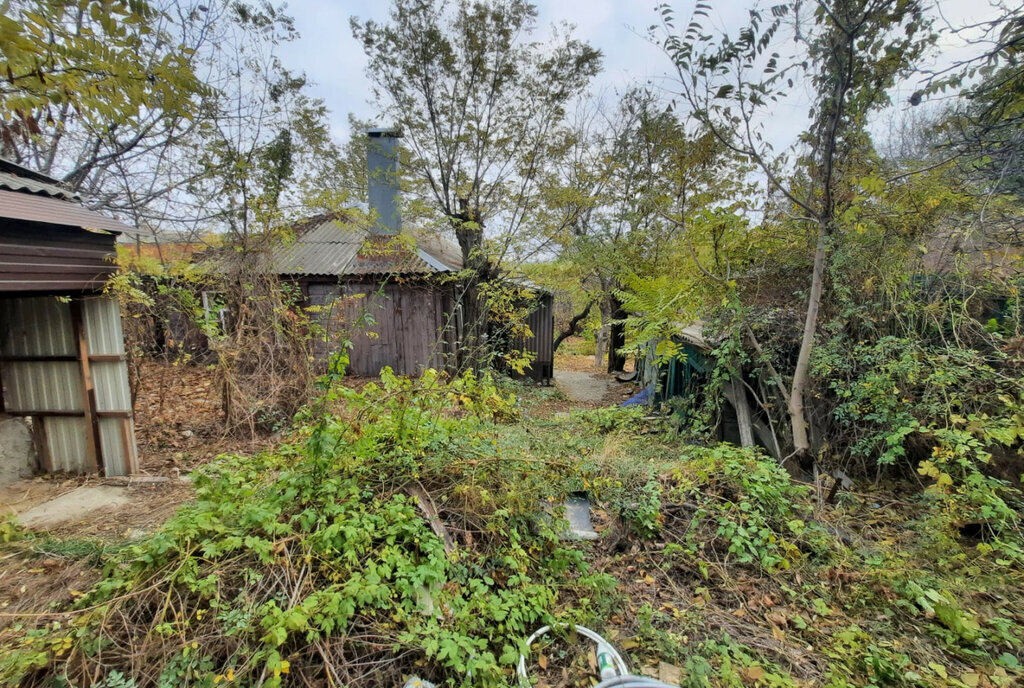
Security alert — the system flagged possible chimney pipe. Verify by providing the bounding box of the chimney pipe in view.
[366,127,401,235]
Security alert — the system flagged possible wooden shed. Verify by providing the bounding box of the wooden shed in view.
[272,129,555,381]
[0,159,141,480]
[277,214,464,377]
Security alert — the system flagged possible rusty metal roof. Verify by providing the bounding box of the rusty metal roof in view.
[275,216,463,277]
[0,189,136,234]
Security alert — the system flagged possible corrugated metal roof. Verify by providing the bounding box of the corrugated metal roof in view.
[274,216,464,277]
[0,170,79,200]
[0,189,136,234]
[0,158,79,199]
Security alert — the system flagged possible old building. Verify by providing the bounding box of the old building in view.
[0,159,140,481]
[275,129,554,381]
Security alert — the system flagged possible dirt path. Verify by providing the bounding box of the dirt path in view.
[554,370,617,404]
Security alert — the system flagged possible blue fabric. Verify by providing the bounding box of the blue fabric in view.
[621,387,653,407]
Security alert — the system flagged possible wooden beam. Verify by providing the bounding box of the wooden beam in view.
[726,373,756,449]
[70,298,104,475]
[30,415,52,473]
[119,417,138,475]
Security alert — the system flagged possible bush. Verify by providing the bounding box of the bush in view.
[665,445,827,572]
[0,370,579,688]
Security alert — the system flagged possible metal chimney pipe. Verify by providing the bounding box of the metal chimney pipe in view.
[366,127,402,235]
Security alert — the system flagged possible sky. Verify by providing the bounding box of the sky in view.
[276,0,1004,152]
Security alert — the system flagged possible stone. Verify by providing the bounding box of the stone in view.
[0,417,36,486]
[17,486,132,529]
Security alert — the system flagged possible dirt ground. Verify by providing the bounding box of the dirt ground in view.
[133,360,276,476]
[554,337,639,407]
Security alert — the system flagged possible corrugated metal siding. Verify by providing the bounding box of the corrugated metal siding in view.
[0,296,75,355]
[92,362,132,411]
[2,361,82,411]
[45,417,89,473]
[98,417,131,476]
[0,297,82,412]
[0,295,137,476]
[84,297,127,354]
[517,292,554,383]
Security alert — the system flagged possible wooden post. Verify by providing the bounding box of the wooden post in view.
[70,299,104,475]
[726,373,756,449]
[30,415,52,473]
[119,417,138,475]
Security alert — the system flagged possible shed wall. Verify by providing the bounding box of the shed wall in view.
[520,292,554,383]
[0,220,117,293]
[306,280,456,377]
[0,295,137,476]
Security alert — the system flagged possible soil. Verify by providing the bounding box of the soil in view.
[132,360,276,476]
[554,371,617,404]
[2,477,193,539]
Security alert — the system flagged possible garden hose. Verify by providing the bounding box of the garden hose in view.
[517,624,678,688]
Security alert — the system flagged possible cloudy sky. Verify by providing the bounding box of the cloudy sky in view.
[276,0,1002,150]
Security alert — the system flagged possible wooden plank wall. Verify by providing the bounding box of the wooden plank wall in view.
[0,221,117,293]
[306,279,457,377]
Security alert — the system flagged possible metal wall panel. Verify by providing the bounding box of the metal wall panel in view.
[44,417,88,473]
[84,296,126,355]
[0,294,138,476]
[0,297,75,356]
[92,362,131,412]
[98,418,130,476]
[2,361,81,412]
[516,292,554,383]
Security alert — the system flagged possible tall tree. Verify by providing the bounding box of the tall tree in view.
[352,0,601,366]
[663,0,934,468]
[540,88,746,369]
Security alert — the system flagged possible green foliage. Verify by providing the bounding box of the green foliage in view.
[575,405,646,434]
[0,0,204,136]
[0,515,23,544]
[667,445,822,572]
[0,370,589,687]
[814,335,1024,561]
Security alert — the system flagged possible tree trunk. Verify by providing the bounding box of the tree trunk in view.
[607,295,627,373]
[552,300,594,353]
[453,210,488,372]
[594,296,612,370]
[786,223,828,474]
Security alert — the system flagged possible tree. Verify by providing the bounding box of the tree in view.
[352,0,601,367]
[538,88,746,370]
[663,0,934,469]
[0,0,206,199]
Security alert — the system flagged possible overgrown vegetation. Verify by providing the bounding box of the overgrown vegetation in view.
[2,0,1024,686]
[2,372,1022,686]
